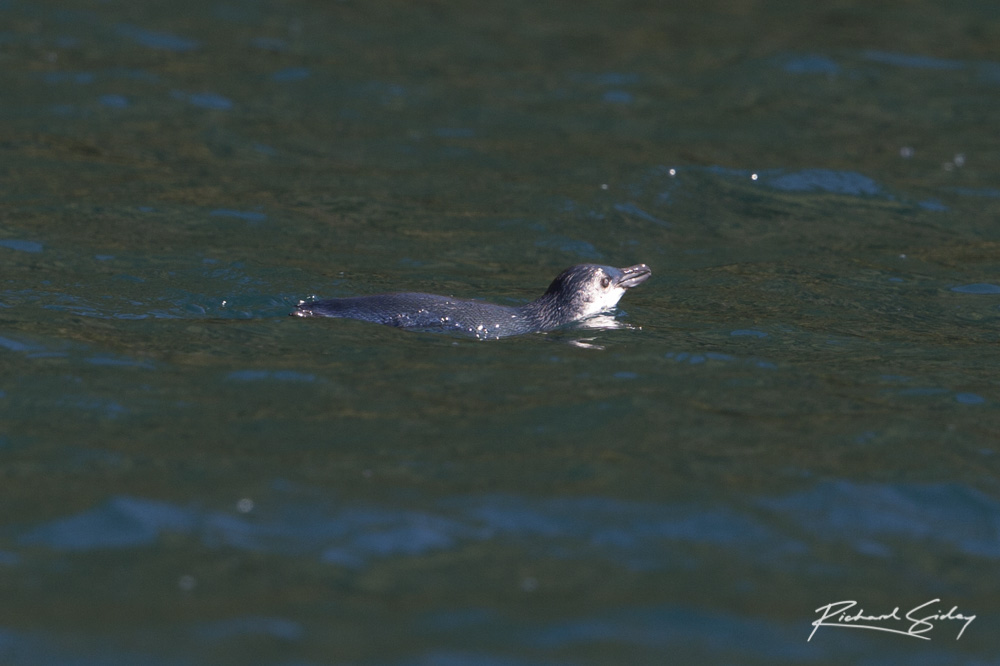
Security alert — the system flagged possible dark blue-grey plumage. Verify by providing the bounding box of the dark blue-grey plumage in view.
[292,263,650,339]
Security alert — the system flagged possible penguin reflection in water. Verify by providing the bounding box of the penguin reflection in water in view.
[292,263,651,340]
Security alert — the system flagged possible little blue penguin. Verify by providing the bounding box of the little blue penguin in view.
[291,263,651,339]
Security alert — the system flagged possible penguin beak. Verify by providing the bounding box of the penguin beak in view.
[615,264,651,289]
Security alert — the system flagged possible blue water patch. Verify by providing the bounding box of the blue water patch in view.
[730,329,768,338]
[0,628,179,666]
[917,199,947,211]
[226,369,317,382]
[613,371,639,379]
[758,480,1000,558]
[704,165,747,179]
[41,71,95,85]
[853,430,878,445]
[98,94,129,109]
[602,90,633,104]
[270,67,310,82]
[0,336,41,353]
[61,397,128,418]
[764,169,880,196]
[31,290,134,319]
[209,209,267,223]
[863,49,965,71]
[666,352,706,365]
[116,24,199,52]
[0,239,43,253]
[86,355,155,369]
[665,350,776,370]
[175,91,234,110]
[782,54,839,75]
[951,283,1000,294]
[879,374,910,382]
[457,496,796,570]
[390,650,554,666]
[612,202,669,227]
[195,617,304,642]
[979,62,1000,84]
[696,165,884,197]
[146,309,184,319]
[322,512,474,567]
[15,480,999,589]
[955,392,986,405]
[20,496,194,550]
[17,493,790,571]
[525,605,813,661]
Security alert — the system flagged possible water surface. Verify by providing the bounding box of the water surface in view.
[2,1,1000,664]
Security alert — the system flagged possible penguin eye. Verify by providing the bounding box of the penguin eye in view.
[600,276,611,289]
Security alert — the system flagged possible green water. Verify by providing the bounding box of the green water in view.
[1,1,999,664]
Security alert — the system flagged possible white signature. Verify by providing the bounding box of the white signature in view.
[809,600,975,641]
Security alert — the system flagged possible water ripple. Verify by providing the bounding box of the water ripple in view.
[20,480,994,569]
[116,24,199,52]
